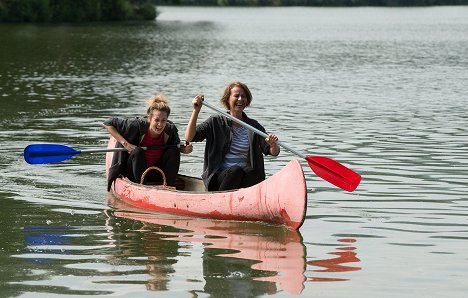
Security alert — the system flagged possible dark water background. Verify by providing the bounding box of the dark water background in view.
[1,6,467,297]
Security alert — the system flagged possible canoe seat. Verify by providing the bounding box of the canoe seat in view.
[174,177,186,190]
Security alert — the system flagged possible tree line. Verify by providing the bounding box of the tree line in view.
[0,0,157,22]
[154,0,467,5]
[1,0,466,23]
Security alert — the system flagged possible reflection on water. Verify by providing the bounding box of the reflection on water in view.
[308,238,361,282]
[11,195,364,296]
[106,194,307,295]
[23,226,74,263]
[105,193,365,294]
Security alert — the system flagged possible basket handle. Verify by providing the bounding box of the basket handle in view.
[140,166,167,187]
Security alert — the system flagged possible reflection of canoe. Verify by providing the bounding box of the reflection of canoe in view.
[106,195,306,295]
[106,137,307,229]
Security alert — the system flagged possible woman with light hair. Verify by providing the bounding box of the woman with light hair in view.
[104,95,192,191]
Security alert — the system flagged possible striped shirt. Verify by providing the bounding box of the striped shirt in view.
[222,126,250,169]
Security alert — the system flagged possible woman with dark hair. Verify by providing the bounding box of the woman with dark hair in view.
[185,81,280,191]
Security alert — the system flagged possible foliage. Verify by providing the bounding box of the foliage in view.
[151,0,468,4]
[1,0,465,23]
[0,0,158,22]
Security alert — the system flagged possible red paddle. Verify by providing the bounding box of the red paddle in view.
[202,100,361,192]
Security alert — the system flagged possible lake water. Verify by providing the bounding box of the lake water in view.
[1,6,467,298]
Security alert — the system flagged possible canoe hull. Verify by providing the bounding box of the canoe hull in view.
[106,138,307,229]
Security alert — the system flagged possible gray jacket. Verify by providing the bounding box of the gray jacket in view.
[191,112,273,190]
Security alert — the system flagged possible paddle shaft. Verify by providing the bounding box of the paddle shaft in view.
[202,101,305,158]
[79,144,181,154]
[80,147,126,154]
[26,148,125,157]
[32,145,179,155]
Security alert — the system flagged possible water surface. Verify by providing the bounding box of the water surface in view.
[1,6,467,298]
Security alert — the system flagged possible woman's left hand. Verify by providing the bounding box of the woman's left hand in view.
[266,134,280,156]
[180,142,193,154]
[265,133,278,146]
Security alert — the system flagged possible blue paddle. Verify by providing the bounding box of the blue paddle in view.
[24,143,179,165]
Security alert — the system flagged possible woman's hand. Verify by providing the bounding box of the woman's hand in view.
[265,133,278,145]
[185,96,204,142]
[122,141,136,153]
[192,95,204,112]
[265,134,280,156]
[180,142,193,154]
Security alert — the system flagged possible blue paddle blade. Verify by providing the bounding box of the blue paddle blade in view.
[24,144,80,164]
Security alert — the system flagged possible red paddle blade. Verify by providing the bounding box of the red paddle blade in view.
[305,156,361,192]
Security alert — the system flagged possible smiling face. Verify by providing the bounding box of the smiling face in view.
[148,110,168,137]
[220,82,252,112]
[228,86,248,114]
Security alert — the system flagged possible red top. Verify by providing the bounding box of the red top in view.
[141,133,164,167]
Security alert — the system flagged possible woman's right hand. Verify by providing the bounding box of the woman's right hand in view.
[186,95,203,142]
[192,95,204,112]
[122,141,136,153]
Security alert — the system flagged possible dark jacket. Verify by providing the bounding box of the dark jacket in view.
[191,112,273,190]
[103,116,181,191]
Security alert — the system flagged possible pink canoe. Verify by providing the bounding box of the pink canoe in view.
[106,138,307,229]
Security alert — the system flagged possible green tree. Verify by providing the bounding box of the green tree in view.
[0,0,157,22]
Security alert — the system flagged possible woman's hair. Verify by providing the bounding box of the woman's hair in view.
[146,95,171,117]
[219,81,252,110]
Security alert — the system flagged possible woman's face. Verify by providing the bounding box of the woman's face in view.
[228,86,248,113]
[148,110,168,136]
